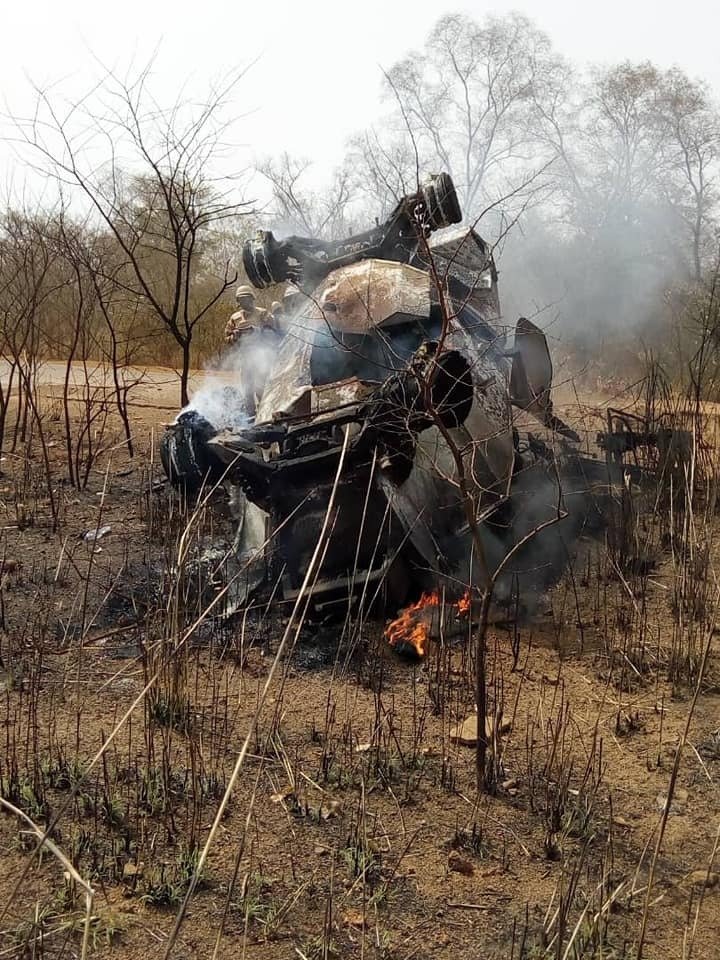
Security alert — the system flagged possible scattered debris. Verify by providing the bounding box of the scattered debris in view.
[342,909,367,929]
[451,715,483,746]
[450,714,511,747]
[447,901,497,911]
[319,800,342,821]
[270,786,295,804]
[699,731,720,760]
[82,524,112,542]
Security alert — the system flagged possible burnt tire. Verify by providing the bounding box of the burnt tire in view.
[242,231,287,288]
[160,411,225,495]
[422,173,462,231]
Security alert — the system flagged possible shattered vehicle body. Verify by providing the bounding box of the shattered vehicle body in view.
[160,173,608,618]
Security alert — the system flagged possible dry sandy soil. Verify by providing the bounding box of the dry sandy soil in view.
[0,364,718,959]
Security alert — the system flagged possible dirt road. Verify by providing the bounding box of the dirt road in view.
[0,358,234,411]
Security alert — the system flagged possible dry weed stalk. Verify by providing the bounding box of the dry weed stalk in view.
[0,796,95,960]
[635,592,718,959]
[161,430,351,955]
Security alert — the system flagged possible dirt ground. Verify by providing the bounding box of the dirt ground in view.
[0,365,719,959]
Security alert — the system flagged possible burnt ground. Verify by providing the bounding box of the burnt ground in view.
[0,369,719,959]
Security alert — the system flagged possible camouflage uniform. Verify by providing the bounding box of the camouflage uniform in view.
[224,285,278,415]
[224,285,270,344]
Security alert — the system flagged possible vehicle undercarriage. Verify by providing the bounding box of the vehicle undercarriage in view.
[160,173,664,625]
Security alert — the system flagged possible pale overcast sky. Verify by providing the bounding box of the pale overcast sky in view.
[2,0,720,197]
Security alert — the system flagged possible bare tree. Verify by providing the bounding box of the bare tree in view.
[657,70,720,283]
[502,59,720,358]
[535,61,720,275]
[585,63,669,225]
[259,152,356,239]
[381,12,565,216]
[0,210,67,525]
[345,128,417,214]
[10,63,253,405]
[343,14,720,360]
[48,214,147,478]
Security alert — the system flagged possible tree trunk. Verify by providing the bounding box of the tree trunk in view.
[180,340,192,408]
[693,212,703,285]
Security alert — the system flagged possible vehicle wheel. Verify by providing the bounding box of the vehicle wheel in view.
[422,173,462,231]
[242,231,286,288]
[160,411,224,495]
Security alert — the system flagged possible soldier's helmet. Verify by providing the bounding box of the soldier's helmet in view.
[270,300,283,314]
[235,284,255,303]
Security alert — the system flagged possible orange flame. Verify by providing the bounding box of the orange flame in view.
[457,590,471,615]
[385,590,439,657]
[385,589,473,657]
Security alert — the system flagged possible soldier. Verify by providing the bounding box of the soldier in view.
[224,285,268,344]
[224,284,278,416]
[278,285,305,334]
[283,284,304,316]
[269,300,284,331]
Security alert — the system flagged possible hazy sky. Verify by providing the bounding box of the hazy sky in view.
[2,0,720,198]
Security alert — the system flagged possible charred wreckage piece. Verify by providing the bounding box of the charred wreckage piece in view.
[242,172,463,291]
[160,173,654,619]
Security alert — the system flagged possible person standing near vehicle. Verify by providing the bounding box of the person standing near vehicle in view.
[224,285,268,344]
[269,300,284,331]
[281,285,304,329]
[224,285,278,415]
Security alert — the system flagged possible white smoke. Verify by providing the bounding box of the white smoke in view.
[179,334,281,430]
[491,203,690,382]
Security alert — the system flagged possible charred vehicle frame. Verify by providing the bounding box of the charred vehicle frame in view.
[160,173,658,616]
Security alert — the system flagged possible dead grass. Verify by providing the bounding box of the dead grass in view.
[0,372,719,959]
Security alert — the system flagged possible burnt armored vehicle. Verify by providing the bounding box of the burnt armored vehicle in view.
[160,173,595,614]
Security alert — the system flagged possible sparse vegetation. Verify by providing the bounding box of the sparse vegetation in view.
[0,362,718,958]
[1,11,720,960]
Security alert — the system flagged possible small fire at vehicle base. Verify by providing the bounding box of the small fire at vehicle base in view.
[385,590,472,658]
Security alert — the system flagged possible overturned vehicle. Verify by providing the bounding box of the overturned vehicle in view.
[160,173,610,617]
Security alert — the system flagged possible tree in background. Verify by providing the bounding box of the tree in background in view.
[657,69,720,283]
[260,13,568,237]
[0,210,65,454]
[526,60,720,361]
[329,10,720,368]
[258,152,356,239]
[12,64,253,405]
[381,12,564,216]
